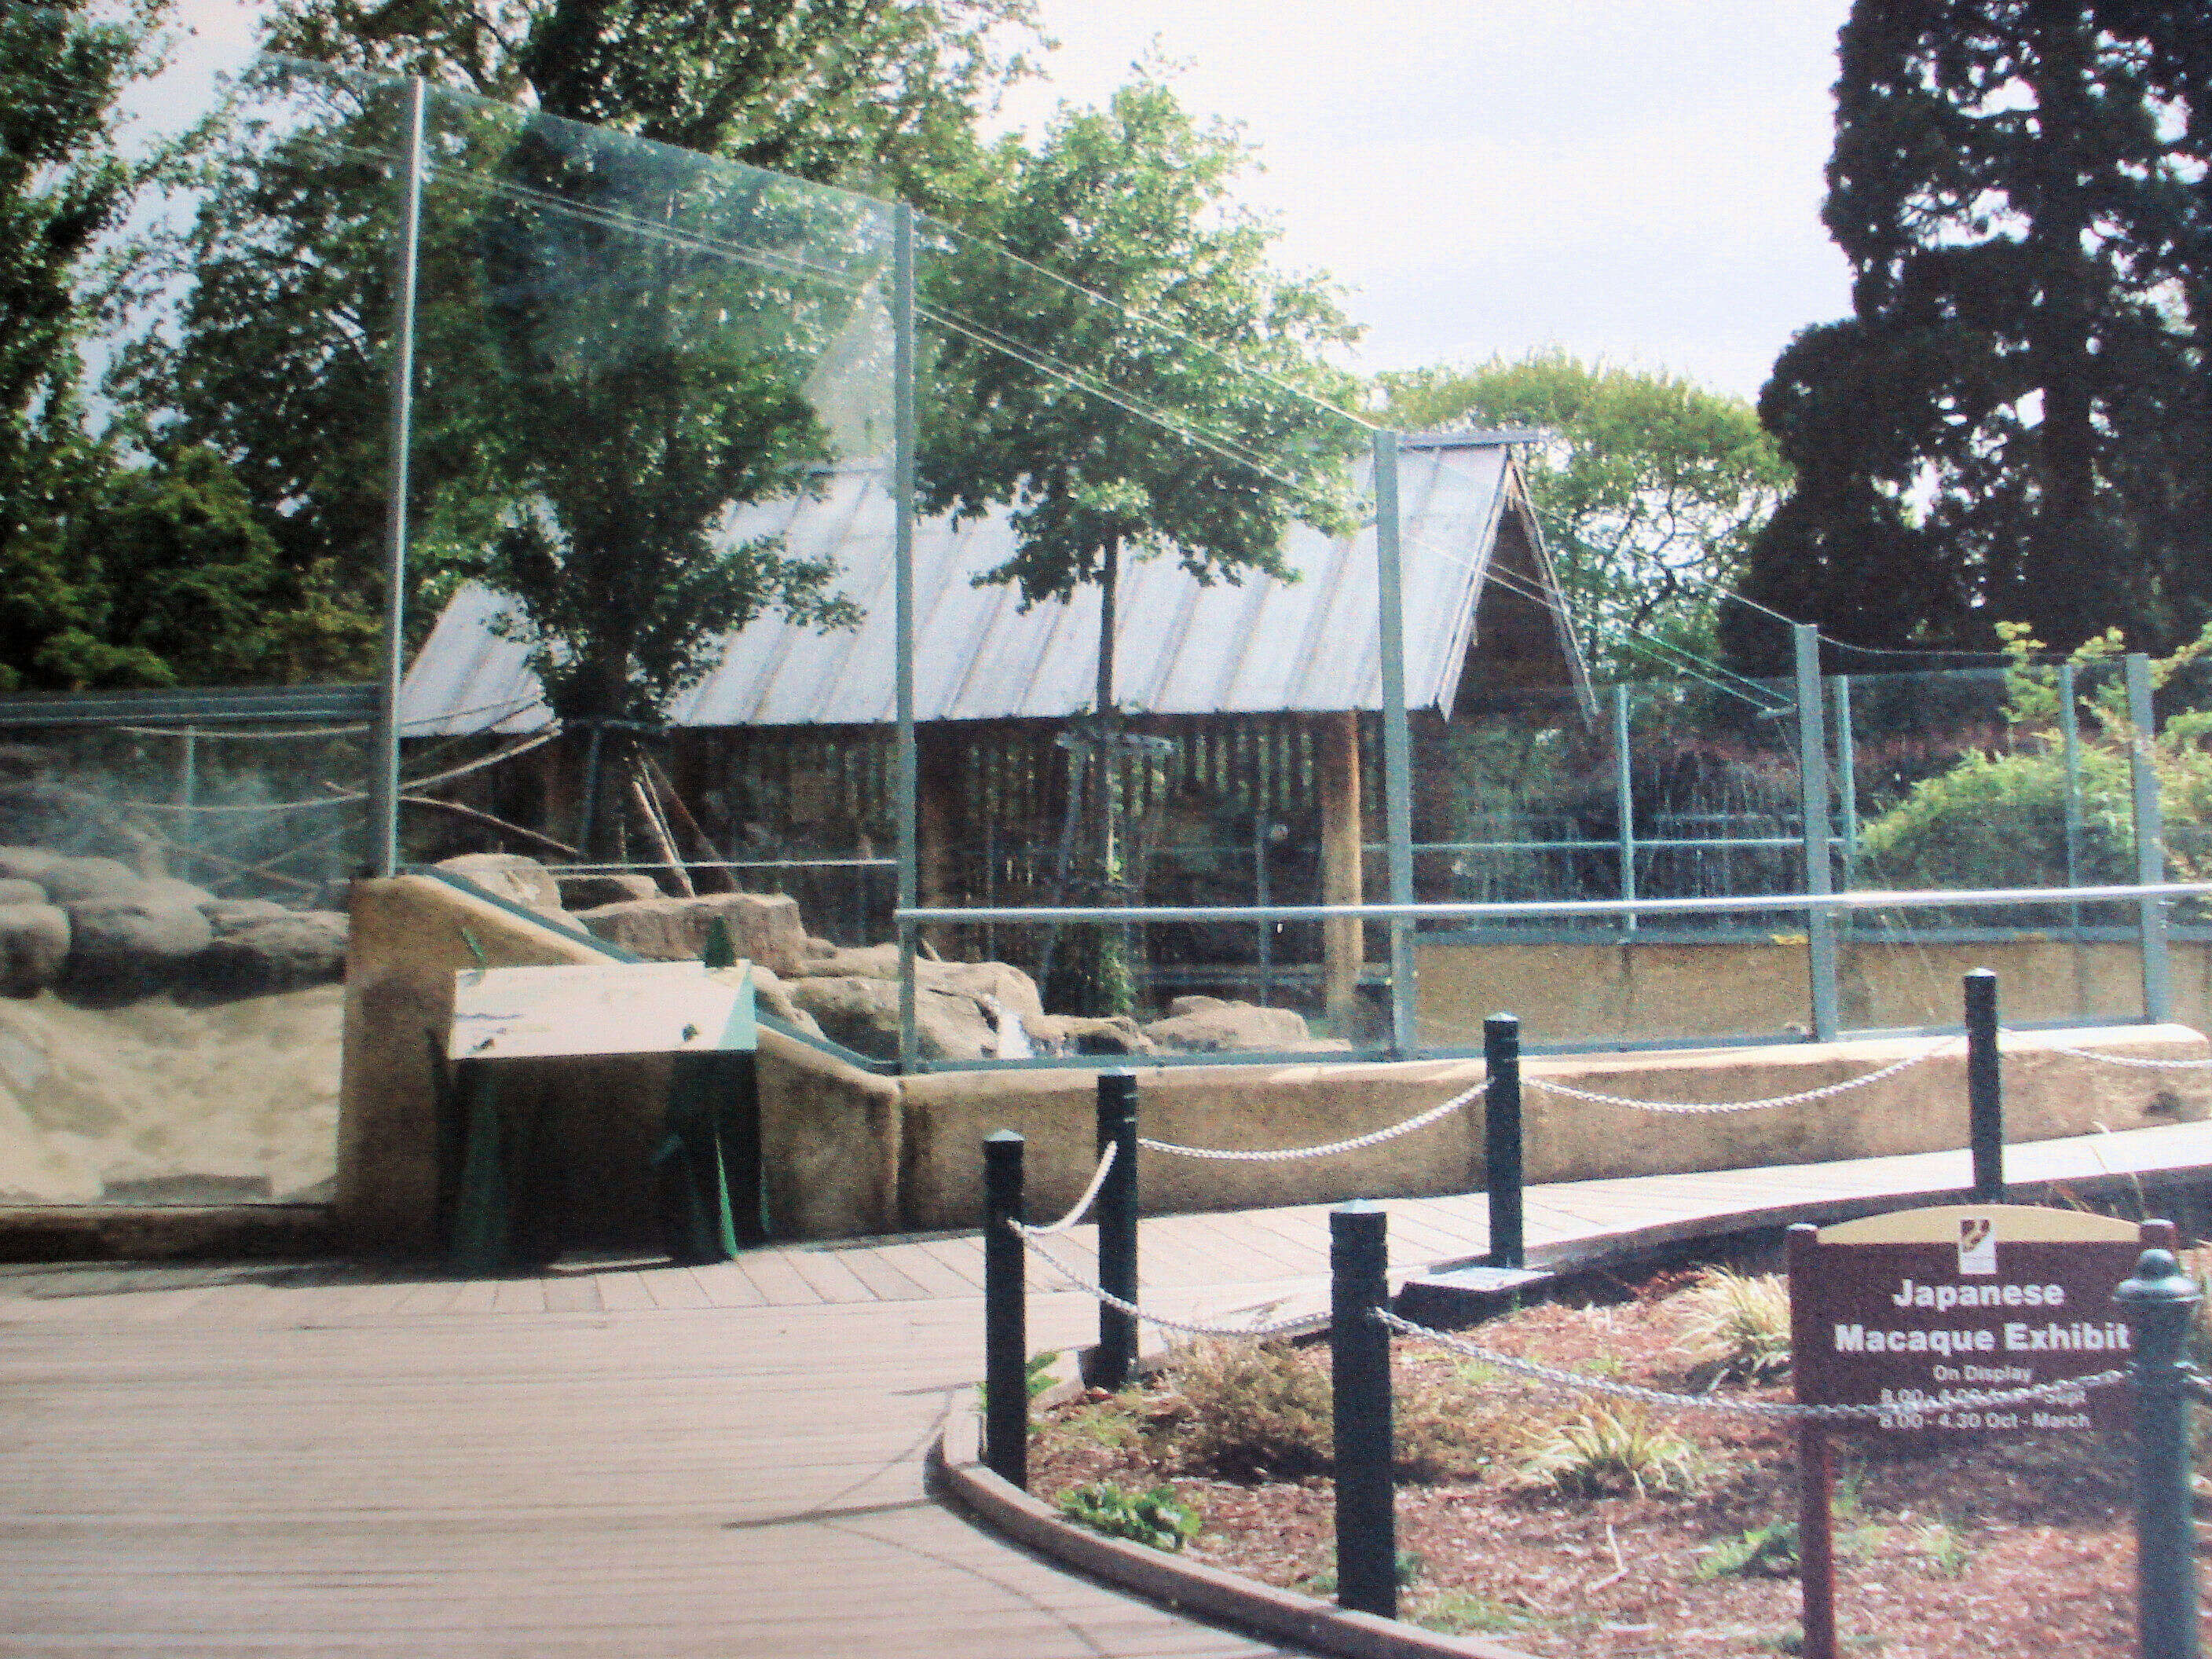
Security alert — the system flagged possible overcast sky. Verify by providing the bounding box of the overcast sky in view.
[154,0,1856,402]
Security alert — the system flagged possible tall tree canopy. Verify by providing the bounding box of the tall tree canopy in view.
[1378,351,1788,680]
[139,0,1039,712]
[919,76,1365,715]
[0,0,302,690]
[1728,0,2212,675]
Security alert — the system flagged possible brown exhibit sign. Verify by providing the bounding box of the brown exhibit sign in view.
[1790,1204,2146,1437]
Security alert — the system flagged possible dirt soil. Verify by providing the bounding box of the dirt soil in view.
[1028,1267,2188,1658]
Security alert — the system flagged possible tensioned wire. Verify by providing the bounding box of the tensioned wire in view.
[287,126,1375,500]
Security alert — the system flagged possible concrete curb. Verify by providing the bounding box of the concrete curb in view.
[929,1393,1536,1659]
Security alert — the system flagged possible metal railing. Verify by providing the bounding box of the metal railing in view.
[896,878,2212,1072]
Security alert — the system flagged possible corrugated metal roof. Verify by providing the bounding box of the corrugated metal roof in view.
[398,438,1544,735]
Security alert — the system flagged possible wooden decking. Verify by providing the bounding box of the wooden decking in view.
[5,1119,2211,1657]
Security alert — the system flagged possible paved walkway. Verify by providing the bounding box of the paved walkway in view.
[5,1118,2212,1657]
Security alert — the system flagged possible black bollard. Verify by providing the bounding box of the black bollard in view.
[2117,1241,2201,1659]
[983,1130,1029,1489]
[1964,970,2004,1203]
[1094,1071,1140,1393]
[1331,1202,1396,1619]
[1485,1014,1525,1270]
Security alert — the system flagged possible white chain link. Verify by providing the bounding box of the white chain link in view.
[1009,1143,1119,1238]
[1137,1084,1479,1163]
[1374,1308,2130,1423]
[1522,1035,1961,1115]
[1012,1226,1321,1339]
[2033,1042,2212,1071]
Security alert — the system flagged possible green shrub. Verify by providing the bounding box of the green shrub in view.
[1055,1481,1201,1551]
[1169,1339,1516,1483]
[1516,1404,1701,1497]
[1677,1268,1793,1383]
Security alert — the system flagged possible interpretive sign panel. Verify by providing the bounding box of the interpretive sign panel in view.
[449,961,756,1059]
[1790,1205,2142,1437]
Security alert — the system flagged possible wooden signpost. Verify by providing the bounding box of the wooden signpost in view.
[1787,1205,2153,1659]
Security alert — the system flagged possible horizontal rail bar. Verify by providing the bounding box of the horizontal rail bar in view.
[899,880,2212,928]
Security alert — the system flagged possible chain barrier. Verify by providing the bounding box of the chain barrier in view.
[1374,1307,2130,1423]
[1010,1225,1320,1339]
[1137,1083,1479,1163]
[1008,1143,1119,1238]
[1522,1035,1962,1115]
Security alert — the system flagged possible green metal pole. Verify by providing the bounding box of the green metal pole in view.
[2060,661,2084,944]
[1373,430,1417,1058]
[2116,1243,2201,1659]
[894,203,920,1072]
[983,1130,1028,1489]
[1830,675,1857,900]
[1613,684,1636,934]
[1093,1071,1139,1392]
[2127,653,2170,1024]
[1330,1201,1395,1619]
[1793,625,1839,1042]
[368,77,427,878]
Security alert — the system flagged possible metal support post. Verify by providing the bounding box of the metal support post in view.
[1791,1223,1838,1659]
[894,203,920,1072]
[1793,624,1840,1042]
[983,1130,1028,1489]
[1330,1202,1396,1620]
[2127,653,2170,1024]
[1830,676,1857,899]
[1612,684,1636,932]
[2116,1243,2202,1659]
[1484,1013,1525,1270]
[1963,970,2003,1203]
[2060,661,2084,914]
[1373,430,1418,1058]
[1093,1072,1140,1393]
[368,77,427,879]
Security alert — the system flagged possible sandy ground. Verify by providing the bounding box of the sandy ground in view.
[0,986,341,1203]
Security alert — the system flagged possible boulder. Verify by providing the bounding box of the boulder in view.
[200,898,294,938]
[0,902,68,998]
[38,855,149,904]
[747,966,824,1041]
[554,871,661,910]
[787,976,995,1061]
[794,942,1043,1020]
[0,846,62,885]
[186,911,349,999]
[1143,996,1310,1053]
[60,898,214,1003]
[435,854,566,914]
[576,892,808,976]
[1024,1013,1157,1057]
[0,878,46,906]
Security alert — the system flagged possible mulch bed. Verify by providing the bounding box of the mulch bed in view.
[1028,1268,2179,1657]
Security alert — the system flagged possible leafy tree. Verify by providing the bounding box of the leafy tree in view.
[1377,350,1788,679]
[141,0,1041,709]
[471,119,862,723]
[0,1,300,691]
[919,77,1365,713]
[1727,0,2212,675]
[916,77,1364,1011]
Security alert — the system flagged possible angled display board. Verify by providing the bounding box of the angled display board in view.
[449,962,756,1060]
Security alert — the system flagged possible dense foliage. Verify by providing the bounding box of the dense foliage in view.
[1730,0,2212,672]
[1378,351,1789,678]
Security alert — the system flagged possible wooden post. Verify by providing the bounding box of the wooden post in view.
[1319,709,1364,1041]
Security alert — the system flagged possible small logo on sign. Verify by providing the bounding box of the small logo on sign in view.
[1958,1217,1996,1275]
